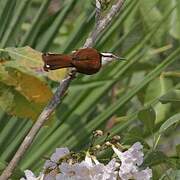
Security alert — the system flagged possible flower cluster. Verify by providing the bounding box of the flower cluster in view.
[21,142,152,180]
[112,142,152,180]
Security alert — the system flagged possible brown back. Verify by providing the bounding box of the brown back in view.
[71,48,101,74]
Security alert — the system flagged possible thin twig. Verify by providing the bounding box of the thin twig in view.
[95,0,101,25]
[0,1,124,179]
[84,0,124,47]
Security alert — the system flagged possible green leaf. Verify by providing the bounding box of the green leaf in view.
[35,0,78,51]
[61,11,95,53]
[138,106,156,133]
[144,77,173,123]
[143,150,168,167]
[159,113,180,134]
[70,79,113,91]
[159,90,180,103]
[0,0,16,42]
[0,0,31,47]
[20,0,51,46]
[170,0,180,39]
[139,0,167,45]
[0,119,32,161]
[122,126,147,144]
[160,169,180,180]
[176,144,180,157]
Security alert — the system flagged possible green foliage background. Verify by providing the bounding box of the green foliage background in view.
[0,0,180,179]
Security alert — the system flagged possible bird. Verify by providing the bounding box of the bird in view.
[42,48,125,75]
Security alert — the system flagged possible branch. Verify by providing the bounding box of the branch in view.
[84,0,124,47]
[0,1,124,179]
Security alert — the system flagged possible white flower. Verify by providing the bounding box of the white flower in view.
[44,160,57,170]
[20,170,36,180]
[56,173,78,180]
[76,160,104,179]
[133,167,152,180]
[43,174,55,180]
[20,170,44,180]
[57,154,117,180]
[118,162,138,180]
[117,142,144,166]
[101,159,117,180]
[51,147,70,163]
[44,147,70,170]
[128,142,144,166]
[77,154,117,180]
[58,161,101,180]
[112,142,152,180]
[21,143,153,180]
[59,162,78,177]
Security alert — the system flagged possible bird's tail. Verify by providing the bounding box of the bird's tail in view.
[42,53,73,71]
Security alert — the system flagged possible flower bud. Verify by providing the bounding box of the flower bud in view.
[105,141,112,146]
[93,130,103,136]
[94,144,101,149]
[112,135,121,141]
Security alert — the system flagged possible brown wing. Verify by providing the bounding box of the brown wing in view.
[71,48,100,61]
[71,48,101,75]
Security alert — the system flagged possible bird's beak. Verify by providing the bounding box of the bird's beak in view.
[101,52,126,61]
[113,55,126,61]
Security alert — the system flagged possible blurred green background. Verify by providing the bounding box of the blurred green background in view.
[0,0,180,179]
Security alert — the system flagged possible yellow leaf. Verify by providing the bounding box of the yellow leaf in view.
[47,68,68,81]
[5,46,68,81]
